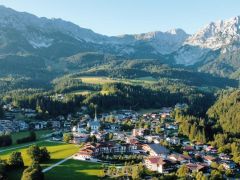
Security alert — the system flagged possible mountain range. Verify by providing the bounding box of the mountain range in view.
[0,5,239,83]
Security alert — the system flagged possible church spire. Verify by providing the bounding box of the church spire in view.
[94,105,98,121]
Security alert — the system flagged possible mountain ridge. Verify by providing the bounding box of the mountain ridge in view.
[0,5,239,79]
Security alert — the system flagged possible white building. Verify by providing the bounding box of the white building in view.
[144,156,166,173]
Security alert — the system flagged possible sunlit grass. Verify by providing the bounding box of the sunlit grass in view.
[1,141,80,180]
[45,159,102,180]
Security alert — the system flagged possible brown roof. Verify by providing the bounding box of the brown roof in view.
[146,156,166,165]
[77,149,94,156]
[203,155,216,161]
[183,146,194,151]
[186,163,204,171]
[169,153,192,162]
[129,138,139,144]
[181,154,192,160]
[168,154,184,161]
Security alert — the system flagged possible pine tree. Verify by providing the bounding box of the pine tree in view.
[189,123,197,141]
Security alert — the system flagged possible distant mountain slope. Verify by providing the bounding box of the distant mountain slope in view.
[0,5,238,90]
[110,28,189,54]
[0,6,189,58]
[0,5,108,43]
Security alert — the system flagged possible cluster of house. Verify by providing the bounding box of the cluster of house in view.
[138,109,237,174]
[73,141,139,161]
[0,102,239,175]
[0,104,73,134]
[71,105,238,175]
[74,136,237,174]
[143,143,237,174]
[71,109,138,142]
[0,120,29,134]
[3,105,38,118]
[0,118,71,134]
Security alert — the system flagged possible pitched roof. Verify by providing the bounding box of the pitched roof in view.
[203,155,216,161]
[186,163,205,171]
[148,144,170,154]
[183,146,195,151]
[146,156,166,165]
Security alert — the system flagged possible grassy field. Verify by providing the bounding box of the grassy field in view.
[135,76,156,81]
[1,141,80,180]
[78,76,116,85]
[45,160,102,180]
[77,76,157,85]
[11,130,54,144]
[71,90,95,95]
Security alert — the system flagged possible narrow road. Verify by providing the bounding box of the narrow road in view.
[42,155,73,173]
[0,141,42,153]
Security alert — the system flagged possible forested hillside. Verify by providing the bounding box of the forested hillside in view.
[207,90,240,135]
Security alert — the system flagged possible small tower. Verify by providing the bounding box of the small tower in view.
[94,105,98,121]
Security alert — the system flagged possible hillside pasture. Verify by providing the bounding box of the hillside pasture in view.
[76,76,158,86]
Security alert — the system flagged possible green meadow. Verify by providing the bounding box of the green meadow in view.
[45,160,102,180]
[0,141,80,180]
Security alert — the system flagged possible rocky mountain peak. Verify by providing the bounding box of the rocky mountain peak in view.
[185,16,240,50]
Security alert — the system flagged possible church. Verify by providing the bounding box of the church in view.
[87,108,101,132]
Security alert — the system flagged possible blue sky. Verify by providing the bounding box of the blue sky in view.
[0,0,239,36]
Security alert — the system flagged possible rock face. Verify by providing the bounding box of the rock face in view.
[185,16,240,50]
[174,16,240,65]
[135,29,189,55]
[111,29,189,54]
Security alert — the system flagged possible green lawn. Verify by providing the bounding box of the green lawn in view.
[11,129,54,144]
[0,141,80,180]
[45,160,102,180]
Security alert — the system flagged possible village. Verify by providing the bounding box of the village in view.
[0,102,239,178]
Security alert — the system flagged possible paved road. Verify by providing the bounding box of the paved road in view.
[0,139,64,153]
[42,155,73,173]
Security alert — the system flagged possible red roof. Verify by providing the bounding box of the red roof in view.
[129,138,139,144]
[77,149,93,156]
[183,146,194,151]
[146,156,166,165]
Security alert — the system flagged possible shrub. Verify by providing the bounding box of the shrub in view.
[27,145,50,163]
[16,131,36,144]
[0,134,12,147]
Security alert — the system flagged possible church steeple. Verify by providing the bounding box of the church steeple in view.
[94,105,98,121]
